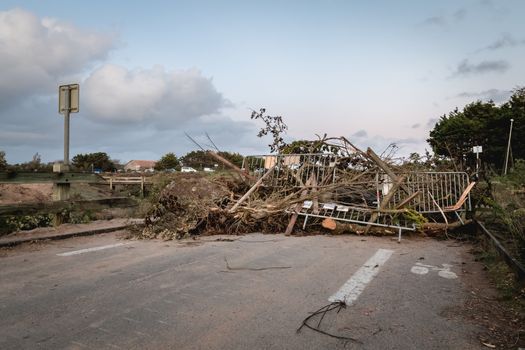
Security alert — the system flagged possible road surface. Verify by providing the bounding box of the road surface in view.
[0,232,485,349]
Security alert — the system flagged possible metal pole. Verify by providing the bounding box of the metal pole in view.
[504,118,514,175]
[63,88,70,166]
[64,110,70,165]
[476,151,479,174]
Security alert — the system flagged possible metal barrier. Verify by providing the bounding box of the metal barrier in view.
[242,153,338,188]
[386,172,471,214]
[244,153,473,218]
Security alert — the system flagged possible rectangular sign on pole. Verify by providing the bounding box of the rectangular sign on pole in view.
[58,84,79,114]
[472,146,483,153]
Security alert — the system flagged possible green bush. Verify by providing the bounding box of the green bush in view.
[4,214,54,231]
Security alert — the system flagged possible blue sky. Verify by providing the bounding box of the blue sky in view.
[0,0,524,163]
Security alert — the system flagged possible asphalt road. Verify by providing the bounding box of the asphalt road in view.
[0,232,485,349]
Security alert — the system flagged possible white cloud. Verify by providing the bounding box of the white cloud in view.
[83,64,229,127]
[0,8,115,108]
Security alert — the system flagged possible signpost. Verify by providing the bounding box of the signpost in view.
[504,119,514,176]
[54,84,79,200]
[58,84,79,169]
[472,145,482,174]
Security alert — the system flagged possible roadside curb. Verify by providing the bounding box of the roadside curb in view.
[0,221,144,248]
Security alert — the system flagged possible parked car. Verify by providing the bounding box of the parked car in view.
[181,166,197,173]
[203,167,215,172]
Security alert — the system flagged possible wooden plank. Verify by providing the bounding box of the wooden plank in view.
[207,151,256,182]
[366,148,412,195]
[229,166,275,213]
[284,175,314,236]
[396,191,420,209]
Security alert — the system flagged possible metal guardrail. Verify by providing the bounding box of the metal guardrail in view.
[476,220,525,282]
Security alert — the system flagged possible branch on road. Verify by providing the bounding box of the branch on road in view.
[297,301,362,343]
[221,257,291,272]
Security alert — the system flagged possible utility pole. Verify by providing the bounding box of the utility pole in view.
[503,118,514,175]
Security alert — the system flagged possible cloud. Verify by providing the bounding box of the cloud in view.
[0,97,262,163]
[453,8,467,21]
[420,16,446,27]
[352,133,426,157]
[426,118,439,128]
[477,33,525,51]
[420,8,466,27]
[83,64,229,128]
[0,8,115,109]
[0,130,53,145]
[454,88,511,103]
[351,130,368,138]
[0,9,248,162]
[452,59,509,77]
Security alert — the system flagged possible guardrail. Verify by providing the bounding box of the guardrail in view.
[476,220,525,283]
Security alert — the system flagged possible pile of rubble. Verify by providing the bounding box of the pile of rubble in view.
[135,136,475,240]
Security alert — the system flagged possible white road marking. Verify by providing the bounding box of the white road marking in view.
[410,266,429,275]
[410,262,457,279]
[56,243,130,256]
[438,270,457,279]
[328,248,393,305]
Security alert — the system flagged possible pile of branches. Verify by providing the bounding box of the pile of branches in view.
[135,135,468,240]
[134,171,290,240]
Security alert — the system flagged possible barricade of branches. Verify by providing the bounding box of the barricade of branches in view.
[133,134,473,240]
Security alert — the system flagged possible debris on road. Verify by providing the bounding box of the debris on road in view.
[297,301,362,343]
[133,135,475,240]
[222,257,291,272]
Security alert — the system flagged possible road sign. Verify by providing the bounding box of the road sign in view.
[58,84,79,114]
[472,146,482,153]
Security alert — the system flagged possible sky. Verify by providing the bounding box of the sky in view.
[0,0,524,164]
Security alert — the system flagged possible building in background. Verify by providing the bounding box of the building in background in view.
[124,160,157,172]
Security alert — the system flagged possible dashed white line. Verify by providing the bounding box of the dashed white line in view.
[56,243,130,256]
[329,248,393,305]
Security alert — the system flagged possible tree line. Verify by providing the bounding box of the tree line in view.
[0,150,243,173]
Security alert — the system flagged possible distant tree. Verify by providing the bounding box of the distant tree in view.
[217,151,243,168]
[181,150,244,169]
[280,139,340,154]
[19,153,42,171]
[72,152,115,172]
[0,150,7,171]
[112,159,124,171]
[155,152,180,171]
[427,87,524,171]
[180,150,215,169]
